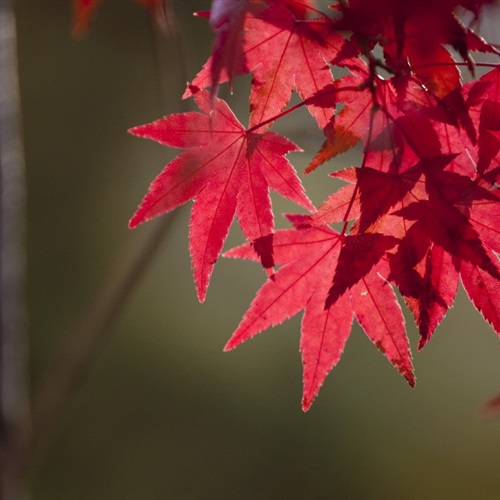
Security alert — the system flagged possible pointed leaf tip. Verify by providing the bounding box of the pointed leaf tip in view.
[301,397,312,412]
[128,124,148,138]
[223,338,237,352]
[128,210,145,229]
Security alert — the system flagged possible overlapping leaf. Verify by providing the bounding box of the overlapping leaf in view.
[336,0,497,97]
[302,66,500,348]
[186,0,353,134]
[224,226,414,411]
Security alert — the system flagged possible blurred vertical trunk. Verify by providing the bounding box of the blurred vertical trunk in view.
[0,0,29,497]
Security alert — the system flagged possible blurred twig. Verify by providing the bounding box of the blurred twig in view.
[480,392,500,419]
[6,1,195,489]
[9,213,179,482]
[0,0,29,497]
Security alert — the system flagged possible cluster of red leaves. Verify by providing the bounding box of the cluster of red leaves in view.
[131,0,500,410]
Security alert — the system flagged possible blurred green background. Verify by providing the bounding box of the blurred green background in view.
[12,0,500,498]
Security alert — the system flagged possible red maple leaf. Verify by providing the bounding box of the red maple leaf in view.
[468,67,500,173]
[389,231,460,348]
[186,0,352,135]
[306,71,442,172]
[224,225,414,411]
[306,73,373,172]
[129,87,313,302]
[198,0,252,97]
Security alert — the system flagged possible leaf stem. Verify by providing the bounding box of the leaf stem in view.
[246,85,360,134]
[411,61,500,71]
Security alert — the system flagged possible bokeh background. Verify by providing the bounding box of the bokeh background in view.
[12,0,500,498]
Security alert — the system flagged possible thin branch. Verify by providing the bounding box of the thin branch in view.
[0,0,29,497]
[8,1,192,485]
[246,85,361,134]
[8,213,179,481]
[411,61,500,71]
